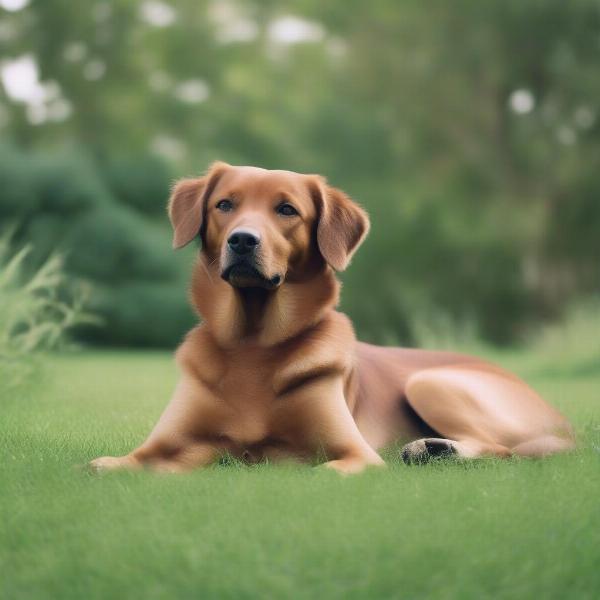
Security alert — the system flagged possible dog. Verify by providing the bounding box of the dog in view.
[90,162,574,474]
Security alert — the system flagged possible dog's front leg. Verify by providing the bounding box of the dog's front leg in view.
[88,442,219,473]
[282,376,385,475]
[89,376,225,473]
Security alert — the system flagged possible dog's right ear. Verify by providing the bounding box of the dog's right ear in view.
[168,161,229,249]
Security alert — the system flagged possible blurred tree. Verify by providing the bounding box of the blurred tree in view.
[1,0,599,345]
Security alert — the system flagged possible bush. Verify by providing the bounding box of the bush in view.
[84,281,195,347]
[0,145,193,347]
[341,183,532,346]
[102,155,171,216]
[0,232,96,390]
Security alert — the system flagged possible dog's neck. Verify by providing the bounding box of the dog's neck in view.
[190,254,340,348]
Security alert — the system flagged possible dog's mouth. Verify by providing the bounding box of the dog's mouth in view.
[221,262,282,290]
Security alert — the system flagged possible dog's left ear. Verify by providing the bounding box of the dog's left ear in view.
[168,161,229,249]
[308,177,370,271]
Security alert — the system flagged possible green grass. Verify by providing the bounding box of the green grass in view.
[1,349,599,599]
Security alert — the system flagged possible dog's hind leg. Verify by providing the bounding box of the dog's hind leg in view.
[400,366,572,464]
[511,435,575,457]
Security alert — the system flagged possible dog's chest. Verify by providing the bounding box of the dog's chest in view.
[220,346,276,396]
[213,347,285,444]
[180,318,355,453]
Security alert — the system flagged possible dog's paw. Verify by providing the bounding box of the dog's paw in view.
[320,458,385,475]
[88,455,135,472]
[401,438,457,465]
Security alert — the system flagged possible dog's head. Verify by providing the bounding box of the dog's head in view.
[168,162,369,289]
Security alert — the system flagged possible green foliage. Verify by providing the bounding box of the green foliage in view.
[0,232,95,389]
[87,281,195,347]
[101,155,171,216]
[530,298,600,377]
[1,1,599,345]
[0,146,195,346]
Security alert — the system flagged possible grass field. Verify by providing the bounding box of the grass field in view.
[2,348,599,599]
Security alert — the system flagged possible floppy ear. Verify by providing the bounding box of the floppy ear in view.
[309,177,370,271]
[168,162,229,249]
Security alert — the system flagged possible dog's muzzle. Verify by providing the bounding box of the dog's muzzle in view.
[221,262,281,289]
[221,228,282,289]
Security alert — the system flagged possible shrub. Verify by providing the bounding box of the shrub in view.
[0,145,192,347]
[101,154,171,216]
[0,232,96,390]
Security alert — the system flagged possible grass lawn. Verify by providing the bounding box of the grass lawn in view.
[2,348,599,599]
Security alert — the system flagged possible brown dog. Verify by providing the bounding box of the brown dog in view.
[90,162,574,474]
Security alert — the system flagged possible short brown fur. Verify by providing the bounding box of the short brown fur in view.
[91,163,574,474]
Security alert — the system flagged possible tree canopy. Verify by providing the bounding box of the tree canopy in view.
[1,0,599,345]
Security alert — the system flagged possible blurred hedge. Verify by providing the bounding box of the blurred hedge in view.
[0,145,195,347]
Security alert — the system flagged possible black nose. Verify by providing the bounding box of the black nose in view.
[227,231,260,255]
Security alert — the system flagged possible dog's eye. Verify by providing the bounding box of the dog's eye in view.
[276,203,298,217]
[216,199,234,212]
